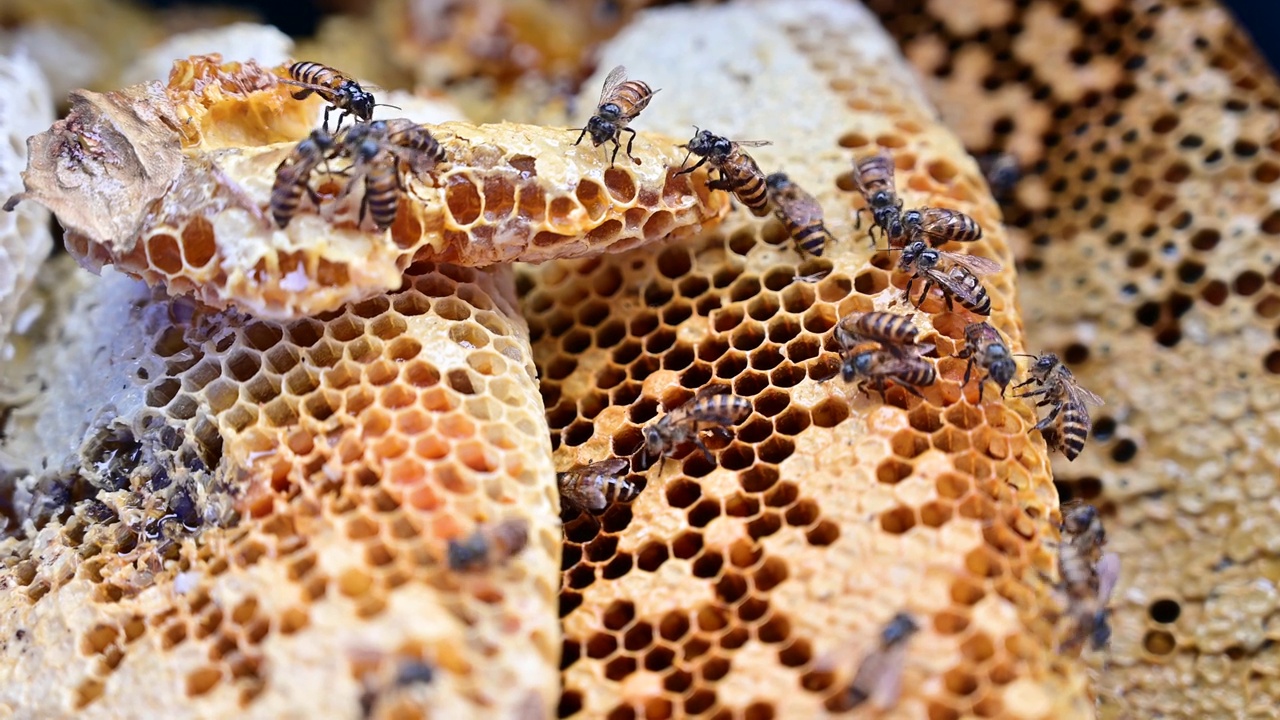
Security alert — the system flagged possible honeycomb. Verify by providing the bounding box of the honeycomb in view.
[864,0,1280,715]
[119,23,295,86]
[12,56,727,320]
[0,52,53,354]
[0,259,560,718]
[517,1,1093,717]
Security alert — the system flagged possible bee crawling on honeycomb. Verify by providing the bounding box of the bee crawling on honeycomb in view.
[831,311,936,398]
[1014,352,1104,461]
[280,60,399,133]
[1054,503,1121,651]
[447,518,531,572]
[677,127,773,216]
[640,385,752,471]
[574,64,658,166]
[558,457,638,513]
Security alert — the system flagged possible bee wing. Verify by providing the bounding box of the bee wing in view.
[277,77,330,94]
[941,251,1003,276]
[774,188,825,224]
[588,457,631,476]
[849,646,906,709]
[693,383,732,402]
[1069,383,1105,407]
[580,486,608,512]
[1095,552,1121,605]
[733,140,773,148]
[598,65,628,106]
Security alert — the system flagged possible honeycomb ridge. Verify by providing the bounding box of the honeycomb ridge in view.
[0,261,560,718]
[519,2,1093,718]
[14,57,728,320]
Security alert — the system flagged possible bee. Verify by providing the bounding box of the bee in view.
[446,518,529,572]
[840,349,937,398]
[978,152,1021,200]
[281,61,397,133]
[1013,353,1104,461]
[270,128,337,228]
[765,172,833,257]
[845,612,920,710]
[1056,503,1120,651]
[574,65,657,166]
[642,385,752,469]
[332,121,446,231]
[852,150,906,246]
[833,310,921,353]
[677,128,773,217]
[896,241,1001,316]
[558,457,638,513]
[956,322,1016,401]
[900,207,984,246]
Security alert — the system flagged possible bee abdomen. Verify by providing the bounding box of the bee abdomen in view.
[735,174,770,216]
[954,272,992,316]
[790,222,830,256]
[854,311,917,345]
[1058,401,1091,461]
[617,80,655,113]
[366,169,401,230]
[290,61,339,89]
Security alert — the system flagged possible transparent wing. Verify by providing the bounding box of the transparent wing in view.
[587,457,631,476]
[1068,383,1105,407]
[775,188,825,225]
[732,139,773,148]
[599,65,628,106]
[941,251,1003,276]
[1095,552,1121,605]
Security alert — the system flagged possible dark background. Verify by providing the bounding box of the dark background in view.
[142,0,1280,73]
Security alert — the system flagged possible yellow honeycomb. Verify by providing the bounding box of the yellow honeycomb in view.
[517,2,1092,718]
[13,56,726,320]
[865,0,1280,715]
[0,260,560,718]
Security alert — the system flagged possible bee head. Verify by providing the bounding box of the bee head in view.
[899,241,928,266]
[868,189,896,209]
[765,172,789,190]
[883,613,920,644]
[1031,352,1061,379]
[642,426,664,464]
[349,88,377,122]
[901,208,922,226]
[843,351,875,382]
[585,115,617,146]
[1061,502,1098,535]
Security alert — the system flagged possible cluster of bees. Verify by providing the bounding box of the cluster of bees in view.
[269,62,445,231]
[273,61,1118,695]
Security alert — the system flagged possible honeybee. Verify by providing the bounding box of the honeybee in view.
[956,322,1015,401]
[845,612,920,710]
[840,349,937,398]
[852,150,906,246]
[281,61,397,133]
[833,310,921,353]
[1057,503,1120,651]
[896,241,1001,316]
[333,120,447,231]
[558,457,637,513]
[978,152,1021,200]
[446,518,529,572]
[765,172,833,257]
[642,385,752,469]
[1014,353,1104,461]
[900,207,983,246]
[575,65,657,166]
[270,128,337,228]
[677,128,773,217]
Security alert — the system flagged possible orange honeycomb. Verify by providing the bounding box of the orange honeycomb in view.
[0,261,559,717]
[866,0,1280,715]
[13,56,727,320]
[517,2,1092,718]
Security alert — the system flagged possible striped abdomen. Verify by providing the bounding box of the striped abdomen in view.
[947,268,992,316]
[1056,399,1091,461]
[613,80,655,119]
[912,208,983,244]
[364,155,402,230]
[288,61,344,97]
[689,394,752,425]
[782,215,831,256]
[850,311,918,346]
[720,153,770,216]
[890,359,936,388]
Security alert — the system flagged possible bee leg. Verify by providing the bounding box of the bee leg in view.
[574,127,589,147]
[962,358,975,387]
[1033,403,1062,432]
[977,377,987,403]
[321,105,335,134]
[895,377,925,399]
[676,155,710,176]
[622,127,639,164]
[692,438,715,465]
[608,137,622,168]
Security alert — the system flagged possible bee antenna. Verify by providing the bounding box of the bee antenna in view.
[374,102,402,110]
[1013,353,1039,358]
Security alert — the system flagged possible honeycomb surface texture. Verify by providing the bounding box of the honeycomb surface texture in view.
[0,261,561,718]
[863,0,1280,716]
[517,1,1092,717]
[0,53,54,354]
[15,56,726,320]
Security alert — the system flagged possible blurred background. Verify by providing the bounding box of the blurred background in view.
[137,0,1280,71]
